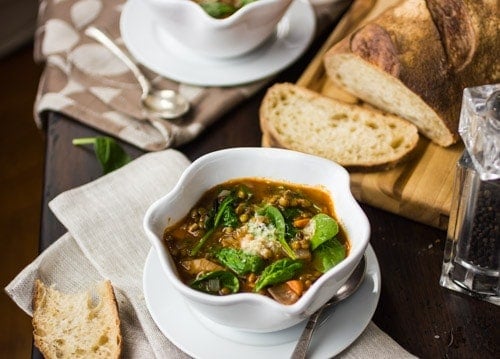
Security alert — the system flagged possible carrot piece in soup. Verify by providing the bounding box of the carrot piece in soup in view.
[293,218,310,228]
[286,280,304,296]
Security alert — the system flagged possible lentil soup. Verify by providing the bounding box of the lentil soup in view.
[163,177,349,305]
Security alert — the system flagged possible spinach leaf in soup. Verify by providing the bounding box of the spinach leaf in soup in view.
[215,248,265,276]
[213,193,236,228]
[196,0,258,19]
[191,270,240,294]
[254,258,303,292]
[306,213,339,250]
[312,238,346,273]
[200,3,235,18]
[191,190,239,255]
[258,205,297,259]
[190,226,214,256]
[221,198,238,228]
[282,207,301,240]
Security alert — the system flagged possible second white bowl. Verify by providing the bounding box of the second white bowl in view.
[142,0,293,58]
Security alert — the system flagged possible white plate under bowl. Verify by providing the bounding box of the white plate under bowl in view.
[120,0,316,87]
[143,244,381,359]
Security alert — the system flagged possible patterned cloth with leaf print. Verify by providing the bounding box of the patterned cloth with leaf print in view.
[33,0,350,151]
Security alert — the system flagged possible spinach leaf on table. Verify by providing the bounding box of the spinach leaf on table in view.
[191,270,240,294]
[215,248,265,276]
[72,136,131,174]
[254,258,302,292]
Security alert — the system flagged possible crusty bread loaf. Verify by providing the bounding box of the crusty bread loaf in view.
[323,0,500,147]
[260,83,419,170]
[32,280,122,359]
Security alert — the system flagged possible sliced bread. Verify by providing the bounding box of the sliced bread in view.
[323,0,500,147]
[260,83,419,171]
[32,280,122,359]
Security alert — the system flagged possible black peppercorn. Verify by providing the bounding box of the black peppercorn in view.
[458,180,500,269]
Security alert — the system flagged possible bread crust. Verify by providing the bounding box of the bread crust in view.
[324,0,500,147]
[260,83,419,171]
[262,122,418,172]
[32,279,122,359]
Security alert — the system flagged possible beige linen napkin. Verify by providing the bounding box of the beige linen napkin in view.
[33,0,351,151]
[6,149,414,358]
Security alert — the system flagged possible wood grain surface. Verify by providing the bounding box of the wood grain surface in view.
[295,0,464,229]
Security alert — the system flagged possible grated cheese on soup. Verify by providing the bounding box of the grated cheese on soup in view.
[240,216,281,259]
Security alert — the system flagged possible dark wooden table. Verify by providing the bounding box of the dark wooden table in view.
[36,26,498,359]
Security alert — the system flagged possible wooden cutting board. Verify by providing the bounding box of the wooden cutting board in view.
[271,0,464,229]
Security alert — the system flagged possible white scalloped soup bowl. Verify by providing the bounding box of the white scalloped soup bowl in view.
[143,148,370,332]
[141,0,293,58]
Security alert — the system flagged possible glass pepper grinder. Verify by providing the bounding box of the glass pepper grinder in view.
[440,84,500,305]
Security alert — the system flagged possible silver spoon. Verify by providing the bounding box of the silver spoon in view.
[84,26,190,120]
[291,256,367,359]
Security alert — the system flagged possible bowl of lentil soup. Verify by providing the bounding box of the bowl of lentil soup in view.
[143,147,370,332]
[141,0,293,58]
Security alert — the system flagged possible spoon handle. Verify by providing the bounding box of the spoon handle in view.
[84,26,150,96]
[290,307,325,359]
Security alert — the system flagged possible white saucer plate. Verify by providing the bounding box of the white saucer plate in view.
[143,244,381,359]
[120,0,316,87]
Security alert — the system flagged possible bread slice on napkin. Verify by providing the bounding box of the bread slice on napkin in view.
[32,279,122,359]
[323,0,500,147]
[260,83,419,171]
